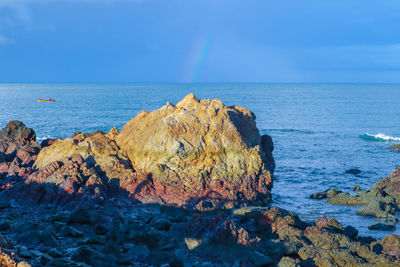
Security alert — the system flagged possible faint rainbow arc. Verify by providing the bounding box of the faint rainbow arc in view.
[184,33,216,83]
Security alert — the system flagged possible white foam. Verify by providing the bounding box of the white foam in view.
[36,136,51,141]
[364,133,400,141]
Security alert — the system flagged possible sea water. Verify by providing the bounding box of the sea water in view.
[1,83,400,239]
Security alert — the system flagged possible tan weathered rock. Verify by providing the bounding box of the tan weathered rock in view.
[116,93,274,205]
[34,130,134,182]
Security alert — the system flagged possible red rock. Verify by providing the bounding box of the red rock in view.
[0,163,9,174]
[16,150,31,163]
[379,234,400,259]
[315,217,344,232]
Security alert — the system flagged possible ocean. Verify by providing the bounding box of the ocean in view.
[1,83,400,239]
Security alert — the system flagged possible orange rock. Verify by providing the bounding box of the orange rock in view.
[116,94,274,205]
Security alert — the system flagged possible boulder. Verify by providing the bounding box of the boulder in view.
[34,130,134,181]
[310,188,342,199]
[356,200,396,218]
[0,121,40,180]
[378,234,400,259]
[372,167,400,204]
[32,130,136,197]
[0,121,36,145]
[116,93,274,206]
[353,185,361,191]
[368,221,396,231]
[345,168,361,175]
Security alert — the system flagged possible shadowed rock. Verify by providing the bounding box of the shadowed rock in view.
[32,130,136,197]
[0,121,40,181]
[372,167,400,204]
[0,121,36,145]
[369,220,396,231]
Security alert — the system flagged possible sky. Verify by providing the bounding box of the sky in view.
[0,0,399,83]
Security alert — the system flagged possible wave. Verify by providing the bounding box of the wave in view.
[360,133,400,142]
[36,136,53,141]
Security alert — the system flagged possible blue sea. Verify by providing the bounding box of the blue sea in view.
[1,83,400,239]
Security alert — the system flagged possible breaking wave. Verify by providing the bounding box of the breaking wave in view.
[360,133,400,142]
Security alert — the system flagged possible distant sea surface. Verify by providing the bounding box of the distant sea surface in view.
[1,83,400,239]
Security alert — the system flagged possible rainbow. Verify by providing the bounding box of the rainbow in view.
[184,33,215,82]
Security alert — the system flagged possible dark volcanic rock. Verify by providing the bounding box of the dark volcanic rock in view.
[0,121,36,145]
[311,166,400,237]
[0,121,40,182]
[40,138,58,148]
[310,188,342,199]
[353,185,361,191]
[345,168,362,175]
[369,220,396,231]
[372,166,400,204]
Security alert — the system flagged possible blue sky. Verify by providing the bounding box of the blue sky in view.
[0,0,399,83]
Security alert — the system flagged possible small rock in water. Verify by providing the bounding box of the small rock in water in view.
[369,220,396,231]
[346,168,362,175]
[357,200,396,218]
[310,187,342,199]
[390,144,400,151]
[353,185,361,191]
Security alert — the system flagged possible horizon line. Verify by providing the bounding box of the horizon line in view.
[2,82,400,85]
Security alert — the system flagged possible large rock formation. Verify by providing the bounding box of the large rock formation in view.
[116,93,274,206]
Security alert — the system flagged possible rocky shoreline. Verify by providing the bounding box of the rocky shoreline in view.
[310,167,400,232]
[0,94,399,266]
